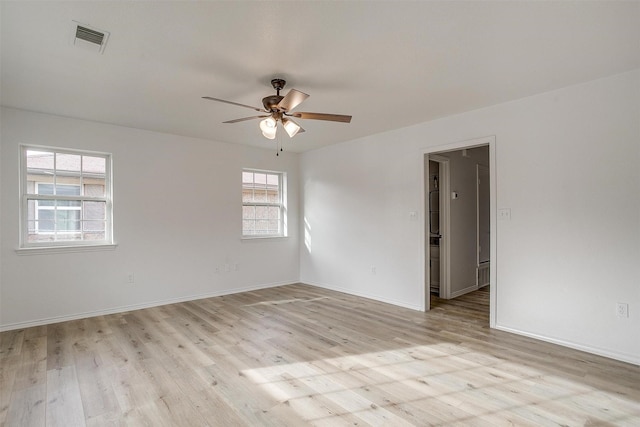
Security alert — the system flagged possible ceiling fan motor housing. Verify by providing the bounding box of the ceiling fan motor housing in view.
[262,95,284,112]
[263,78,287,111]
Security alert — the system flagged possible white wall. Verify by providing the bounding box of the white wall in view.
[300,70,640,365]
[0,108,300,329]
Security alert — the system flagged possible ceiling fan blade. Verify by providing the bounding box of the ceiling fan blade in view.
[223,115,269,124]
[291,112,352,123]
[277,89,309,112]
[202,97,266,112]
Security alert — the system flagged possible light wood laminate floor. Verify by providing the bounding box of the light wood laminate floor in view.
[1,284,639,426]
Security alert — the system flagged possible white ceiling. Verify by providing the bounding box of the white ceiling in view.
[2,1,639,152]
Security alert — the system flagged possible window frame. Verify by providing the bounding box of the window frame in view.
[19,145,114,250]
[242,168,287,239]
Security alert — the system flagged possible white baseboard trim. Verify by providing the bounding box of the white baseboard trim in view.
[302,280,423,311]
[0,280,295,332]
[495,324,640,366]
[450,284,478,299]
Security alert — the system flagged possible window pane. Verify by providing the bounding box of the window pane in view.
[242,220,255,233]
[242,206,255,220]
[83,201,106,220]
[254,173,266,186]
[242,189,253,203]
[56,200,81,207]
[253,189,267,202]
[57,209,81,231]
[255,206,268,219]
[268,206,280,220]
[83,229,106,240]
[38,210,55,231]
[57,175,81,189]
[28,230,54,243]
[83,220,105,232]
[84,183,105,197]
[38,183,81,196]
[266,174,278,186]
[37,183,54,195]
[56,153,81,171]
[26,150,54,170]
[267,190,279,203]
[82,156,106,174]
[242,172,254,184]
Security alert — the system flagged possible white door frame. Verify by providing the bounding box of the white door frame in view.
[421,135,497,328]
[477,164,490,271]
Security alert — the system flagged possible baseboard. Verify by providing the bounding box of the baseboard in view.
[495,324,640,366]
[450,284,478,299]
[302,280,424,311]
[0,280,295,332]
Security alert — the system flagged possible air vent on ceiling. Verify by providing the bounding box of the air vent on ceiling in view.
[71,21,110,54]
[76,26,104,45]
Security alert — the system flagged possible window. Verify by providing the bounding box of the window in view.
[242,169,286,238]
[20,146,113,248]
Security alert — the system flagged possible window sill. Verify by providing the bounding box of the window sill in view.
[16,243,118,256]
[241,235,288,241]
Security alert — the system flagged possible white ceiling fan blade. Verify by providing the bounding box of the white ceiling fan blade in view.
[203,96,266,112]
[277,89,309,112]
[291,112,352,123]
[223,115,269,123]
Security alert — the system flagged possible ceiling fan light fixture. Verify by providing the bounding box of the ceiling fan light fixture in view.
[260,116,278,139]
[259,116,277,131]
[282,118,301,138]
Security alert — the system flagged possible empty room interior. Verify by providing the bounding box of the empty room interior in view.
[1,1,639,426]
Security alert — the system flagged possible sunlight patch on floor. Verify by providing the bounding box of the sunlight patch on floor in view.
[242,343,640,426]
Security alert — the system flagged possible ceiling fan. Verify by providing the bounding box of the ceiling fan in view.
[203,78,352,140]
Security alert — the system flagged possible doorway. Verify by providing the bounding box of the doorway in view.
[423,136,496,328]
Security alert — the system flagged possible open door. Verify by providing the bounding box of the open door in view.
[425,154,450,309]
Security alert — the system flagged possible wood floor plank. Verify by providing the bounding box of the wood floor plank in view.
[13,336,47,392]
[0,330,24,361]
[4,384,46,427]
[45,366,86,427]
[1,284,639,426]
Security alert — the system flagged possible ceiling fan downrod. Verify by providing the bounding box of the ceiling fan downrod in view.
[271,78,286,96]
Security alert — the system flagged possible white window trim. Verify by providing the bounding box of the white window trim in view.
[18,144,114,250]
[241,168,288,239]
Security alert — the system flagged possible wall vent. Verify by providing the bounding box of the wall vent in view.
[71,21,110,54]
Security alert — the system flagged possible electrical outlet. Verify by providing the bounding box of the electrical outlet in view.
[127,273,135,284]
[371,266,376,275]
[498,208,511,221]
[616,303,629,318]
